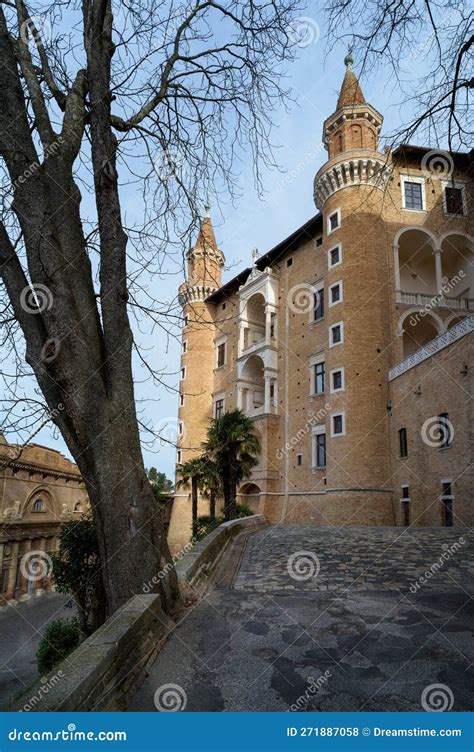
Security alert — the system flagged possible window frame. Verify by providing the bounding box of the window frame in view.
[215,338,227,368]
[329,280,343,308]
[400,174,426,212]
[328,243,342,269]
[438,412,452,449]
[32,498,44,512]
[311,424,326,469]
[329,367,345,394]
[329,321,344,348]
[399,427,408,458]
[313,286,325,322]
[331,411,346,437]
[442,180,467,216]
[327,207,341,235]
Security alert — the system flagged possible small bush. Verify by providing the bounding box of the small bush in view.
[195,515,222,541]
[235,503,254,518]
[36,618,81,675]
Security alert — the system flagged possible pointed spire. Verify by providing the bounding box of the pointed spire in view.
[336,50,365,109]
[194,212,218,254]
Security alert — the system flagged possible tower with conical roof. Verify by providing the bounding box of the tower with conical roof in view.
[313,55,392,496]
[168,209,225,551]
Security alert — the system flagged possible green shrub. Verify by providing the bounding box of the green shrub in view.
[195,515,222,541]
[235,503,254,518]
[36,618,81,675]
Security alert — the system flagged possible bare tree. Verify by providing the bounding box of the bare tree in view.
[0,0,299,617]
[326,0,473,150]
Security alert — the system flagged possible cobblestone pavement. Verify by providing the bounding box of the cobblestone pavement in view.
[234,525,473,594]
[129,525,473,712]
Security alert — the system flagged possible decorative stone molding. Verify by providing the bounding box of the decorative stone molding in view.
[314,155,390,208]
[178,283,219,307]
[396,291,474,310]
[389,316,473,380]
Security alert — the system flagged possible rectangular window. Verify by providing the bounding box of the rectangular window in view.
[180,366,186,380]
[401,485,410,500]
[329,281,343,307]
[404,181,423,210]
[316,434,326,467]
[314,362,325,394]
[328,209,340,233]
[297,454,302,466]
[328,245,341,268]
[330,322,343,347]
[314,288,324,321]
[178,421,183,436]
[330,368,344,393]
[316,237,323,247]
[179,393,185,407]
[331,412,345,436]
[177,450,182,464]
[182,341,187,353]
[399,427,408,458]
[214,398,224,419]
[441,481,454,527]
[445,186,464,215]
[438,413,452,448]
[216,342,226,368]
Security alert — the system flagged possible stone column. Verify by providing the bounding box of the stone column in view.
[35,538,47,595]
[265,306,272,345]
[393,244,401,298]
[434,248,443,294]
[264,374,272,414]
[5,540,20,601]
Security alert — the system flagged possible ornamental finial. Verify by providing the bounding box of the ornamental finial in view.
[344,46,353,69]
[204,198,211,216]
[251,247,259,264]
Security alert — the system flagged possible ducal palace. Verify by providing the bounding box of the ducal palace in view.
[168,59,473,552]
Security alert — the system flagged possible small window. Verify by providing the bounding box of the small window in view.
[399,428,408,458]
[179,393,185,407]
[177,450,182,464]
[444,187,464,215]
[404,181,423,210]
[313,431,326,468]
[329,281,342,307]
[401,485,410,500]
[328,210,340,233]
[216,342,226,368]
[182,341,187,353]
[314,362,325,395]
[74,502,82,513]
[441,481,453,527]
[32,499,43,512]
[328,245,341,268]
[178,421,184,435]
[180,366,186,380]
[316,237,323,247]
[184,315,189,326]
[331,412,345,436]
[215,398,224,419]
[330,322,343,347]
[297,454,302,466]
[438,413,452,448]
[222,302,226,310]
[313,289,324,321]
[286,257,293,267]
[330,368,344,393]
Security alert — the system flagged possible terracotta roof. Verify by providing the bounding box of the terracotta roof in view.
[193,215,218,253]
[336,68,365,109]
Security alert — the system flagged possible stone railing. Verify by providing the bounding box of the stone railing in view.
[396,291,474,310]
[389,316,474,380]
[314,155,390,207]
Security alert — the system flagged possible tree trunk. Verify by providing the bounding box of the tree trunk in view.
[222,466,237,521]
[191,478,198,538]
[209,488,216,520]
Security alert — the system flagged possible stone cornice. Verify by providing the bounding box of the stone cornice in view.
[314,153,391,208]
[178,283,219,307]
[0,456,83,482]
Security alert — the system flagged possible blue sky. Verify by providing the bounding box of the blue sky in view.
[4,10,424,480]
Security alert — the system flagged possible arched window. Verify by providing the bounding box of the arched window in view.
[351,124,362,148]
[32,498,43,512]
[74,502,82,513]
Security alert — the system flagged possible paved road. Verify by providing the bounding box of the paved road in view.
[0,593,75,710]
[129,525,473,712]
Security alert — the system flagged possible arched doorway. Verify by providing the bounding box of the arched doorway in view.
[399,310,443,357]
[238,482,261,515]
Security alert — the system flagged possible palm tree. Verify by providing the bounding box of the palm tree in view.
[199,455,222,520]
[176,457,208,538]
[204,409,261,521]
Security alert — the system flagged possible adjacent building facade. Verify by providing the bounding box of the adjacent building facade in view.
[168,60,473,552]
[0,436,88,604]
